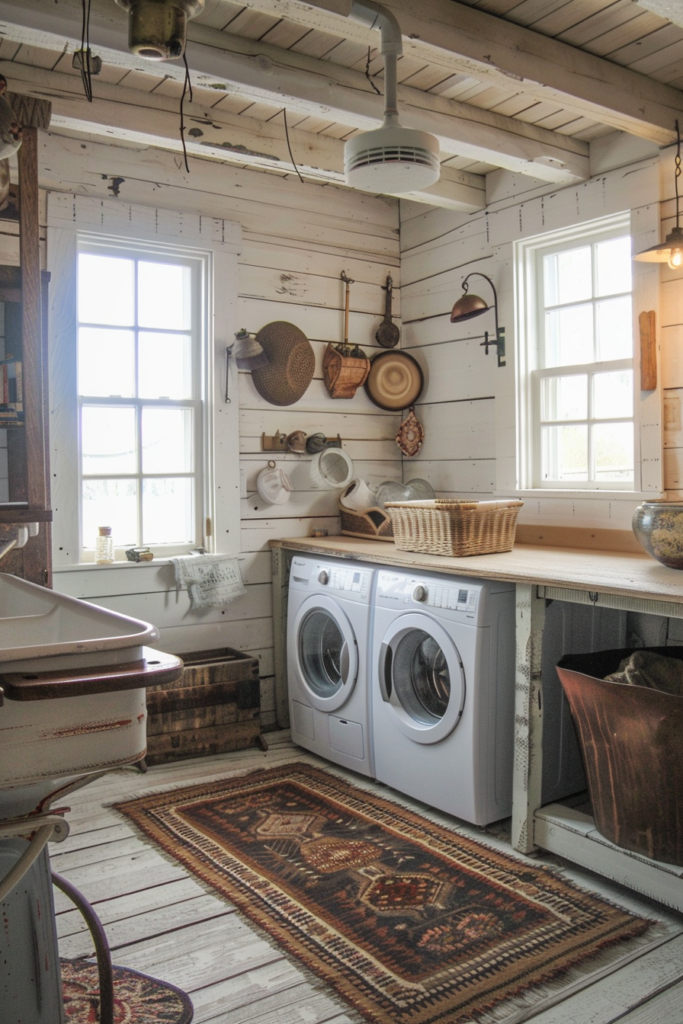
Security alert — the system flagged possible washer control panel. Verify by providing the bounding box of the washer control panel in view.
[290,557,372,599]
[328,565,371,597]
[376,571,481,620]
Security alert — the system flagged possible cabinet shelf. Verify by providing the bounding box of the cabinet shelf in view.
[0,508,52,523]
[534,803,683,913]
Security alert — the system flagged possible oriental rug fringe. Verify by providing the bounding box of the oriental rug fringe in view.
[115,763,651,1024]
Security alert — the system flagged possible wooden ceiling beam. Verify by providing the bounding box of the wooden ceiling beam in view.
[0,60,485,211]
[221,0,683,144]
[6,92,51,129]
[0,0,589,184]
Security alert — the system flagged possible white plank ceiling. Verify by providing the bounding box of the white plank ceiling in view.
[0,0,681,206]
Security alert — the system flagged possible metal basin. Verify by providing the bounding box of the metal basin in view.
[0,572,157,672]
[0,573,160,803]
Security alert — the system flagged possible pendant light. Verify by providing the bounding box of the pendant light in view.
[114,0,204,60]
[344,0,440,194]
[634,120,683,269]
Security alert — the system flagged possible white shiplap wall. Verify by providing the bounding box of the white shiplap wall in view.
[399,152,677,532]
[37,132,403,730]
[660,147,683,494]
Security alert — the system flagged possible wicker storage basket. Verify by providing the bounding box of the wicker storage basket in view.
[339,503,394,541]
[385,498,523,556]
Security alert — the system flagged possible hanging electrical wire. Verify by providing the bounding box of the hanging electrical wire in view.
[79,0,94,102]
[675,119,681,231]
[365,46,381,96]
[179,51,193,173]
[282,108,305,185]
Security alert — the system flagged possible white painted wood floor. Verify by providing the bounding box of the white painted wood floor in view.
[52,732,683,1024]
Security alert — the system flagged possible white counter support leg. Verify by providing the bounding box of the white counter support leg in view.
[512,583,546,854]
[272,546,293,730]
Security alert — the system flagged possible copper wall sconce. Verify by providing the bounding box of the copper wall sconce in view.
[450,272,506,368]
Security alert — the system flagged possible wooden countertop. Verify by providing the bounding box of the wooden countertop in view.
[271,535,683,605]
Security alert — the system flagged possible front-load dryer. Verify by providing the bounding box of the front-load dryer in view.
[287,555,375,777]
[372,569,515,825]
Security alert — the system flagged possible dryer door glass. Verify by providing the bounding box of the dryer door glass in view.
[392,629,450,725]
[299,609,348,698]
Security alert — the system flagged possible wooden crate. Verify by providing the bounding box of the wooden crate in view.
[145,647,261,765]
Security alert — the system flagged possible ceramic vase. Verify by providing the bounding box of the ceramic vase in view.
[632,500,683,569]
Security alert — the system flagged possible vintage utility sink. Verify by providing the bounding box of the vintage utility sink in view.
[0,571,181,797]
[0,572,183,1024]
[0,571,157,671]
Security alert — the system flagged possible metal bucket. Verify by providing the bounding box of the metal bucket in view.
[556,646,683,866]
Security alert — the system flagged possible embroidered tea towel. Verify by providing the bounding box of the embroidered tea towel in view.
[170,553,246,609]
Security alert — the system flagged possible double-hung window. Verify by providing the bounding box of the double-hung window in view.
[77,242,206,557]
[517,214,635,490]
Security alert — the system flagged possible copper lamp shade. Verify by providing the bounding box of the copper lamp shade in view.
[450,292,490,322]
[633,225,683,268]
[634,119,683,269]
[449,272,506,367]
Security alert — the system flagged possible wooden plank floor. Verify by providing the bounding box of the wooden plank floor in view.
[51,732,683,1024]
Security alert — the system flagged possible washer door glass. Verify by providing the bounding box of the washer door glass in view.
[393,629,450,725]
[378,613,465,744]
[299,609,348,699]
[293,594,359,713]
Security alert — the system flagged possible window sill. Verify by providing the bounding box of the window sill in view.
[508,489,663,501]
[53,559,174,573]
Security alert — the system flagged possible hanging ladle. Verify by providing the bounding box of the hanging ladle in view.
[376,274,400,348]
[339,271,366,358]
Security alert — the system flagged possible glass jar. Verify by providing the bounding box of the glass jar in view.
[405,478,435,500]
[95,526,114,564]
[374,481,412,507]
[632,501,683,569]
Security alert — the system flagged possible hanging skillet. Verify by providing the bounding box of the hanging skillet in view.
[375,275,400,348]
[365,350,423,411]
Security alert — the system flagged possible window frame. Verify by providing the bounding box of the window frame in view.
[48,195,242,570]
[515,211,645,495]
[76,238,208,558]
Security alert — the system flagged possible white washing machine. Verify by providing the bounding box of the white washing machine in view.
[287,555,375,777]
[372,569,516,825]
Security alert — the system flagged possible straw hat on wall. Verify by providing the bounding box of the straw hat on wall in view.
[251,321,315,406]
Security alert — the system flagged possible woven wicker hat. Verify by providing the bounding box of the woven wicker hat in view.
[251,321,315,406]
[365,351,423,411]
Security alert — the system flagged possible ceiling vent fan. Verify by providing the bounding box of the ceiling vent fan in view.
[344,0,440,194]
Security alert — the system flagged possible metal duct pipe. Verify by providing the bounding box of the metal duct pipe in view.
[343,0,440,194]
[349,0,402,122]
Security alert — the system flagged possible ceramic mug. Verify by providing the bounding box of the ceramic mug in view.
[256,461,293,505]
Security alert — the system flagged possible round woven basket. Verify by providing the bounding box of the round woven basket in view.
[365,351,423,411]
[251,322,315,406]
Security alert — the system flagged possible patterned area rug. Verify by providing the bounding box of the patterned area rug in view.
[116,763,651,1024]
[61,959,194,1023]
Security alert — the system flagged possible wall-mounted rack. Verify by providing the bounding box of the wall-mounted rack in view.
[261,431,343,453]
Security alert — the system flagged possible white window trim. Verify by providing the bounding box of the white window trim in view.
[513,210,662,499]
[78,236,206,558]
[47,194,242,569]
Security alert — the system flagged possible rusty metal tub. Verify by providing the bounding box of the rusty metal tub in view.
[556,646,683,866]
